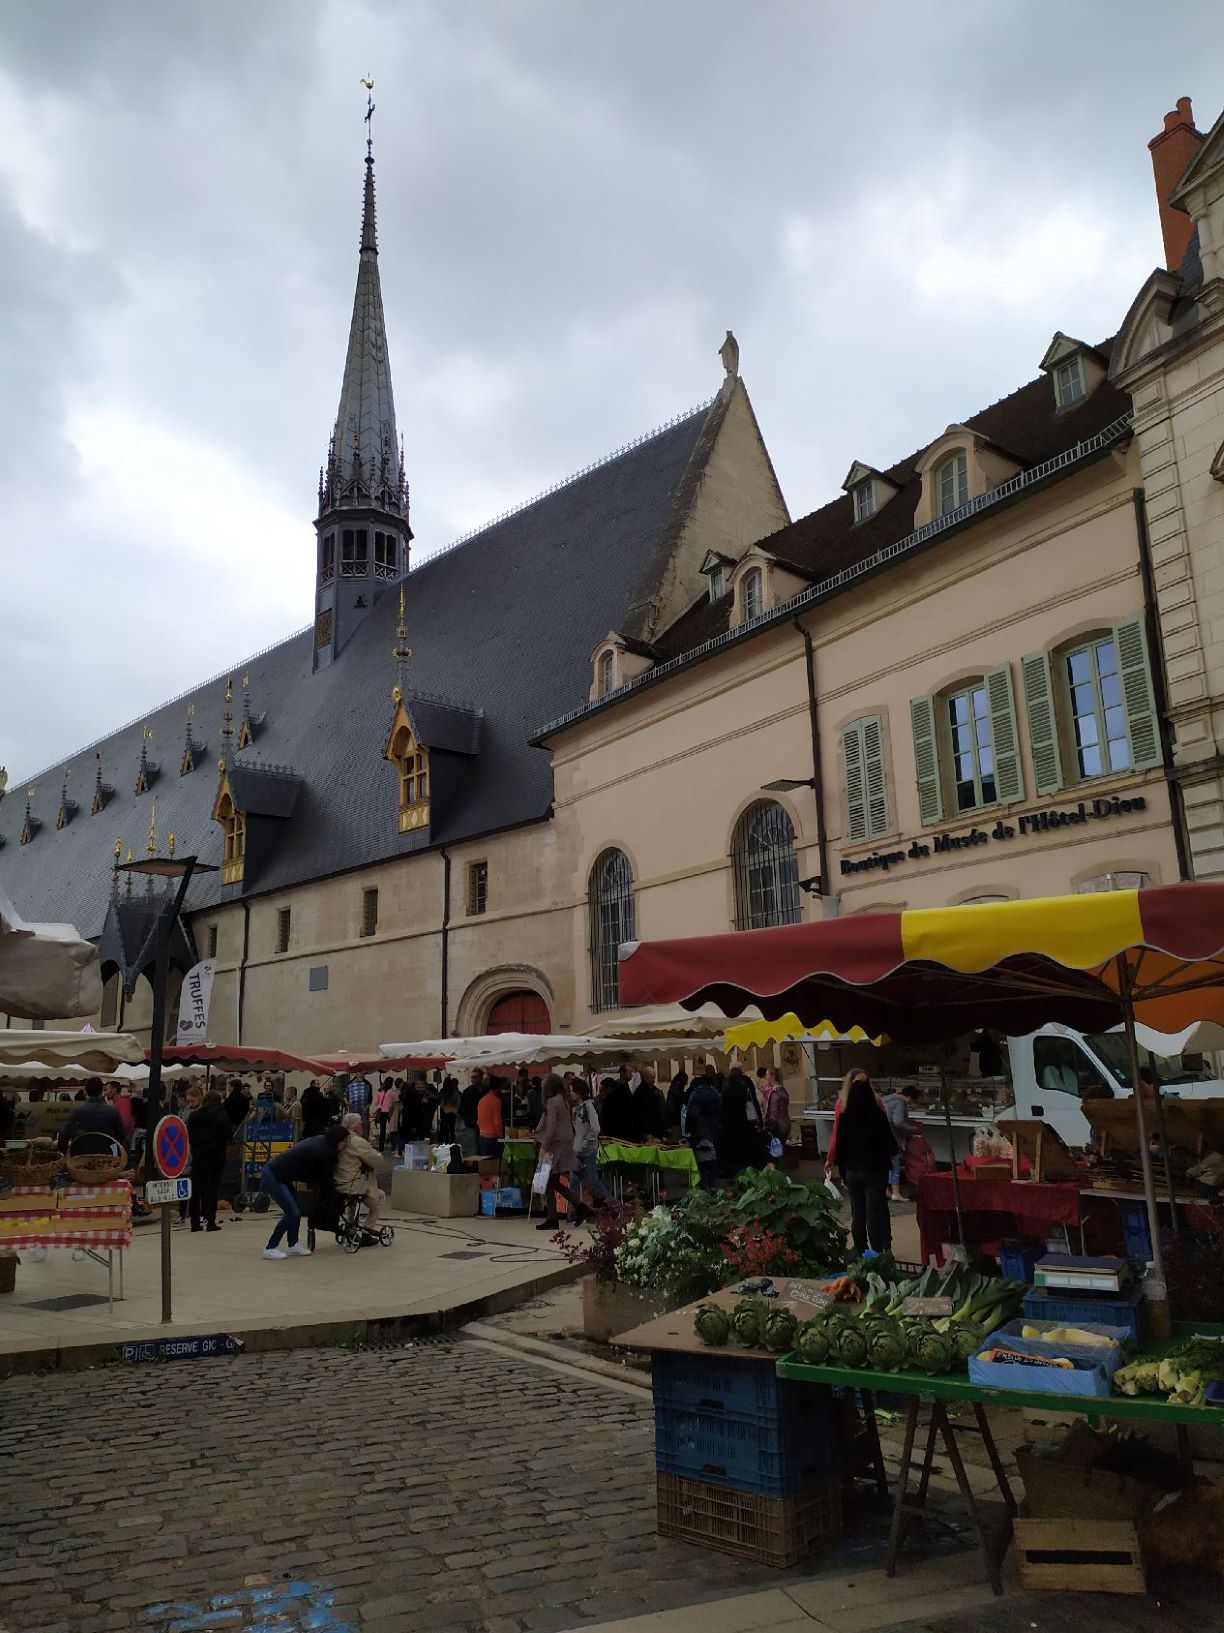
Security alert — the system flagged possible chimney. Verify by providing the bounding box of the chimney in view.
[1149,96,1205,272]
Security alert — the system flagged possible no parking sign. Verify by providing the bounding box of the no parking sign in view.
[153,1115,189,1179]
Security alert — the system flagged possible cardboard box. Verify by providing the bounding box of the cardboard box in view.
[479,1187,524,1215]
[390,1168,480,1218]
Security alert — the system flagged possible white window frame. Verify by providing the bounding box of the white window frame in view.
[742,567,764,621]
[936,451,969,517]
[853,481,876,523]
[1064,636,1130,781]
[1054,354,1086,410]
[596,650,615,696]
[944,681,997,813]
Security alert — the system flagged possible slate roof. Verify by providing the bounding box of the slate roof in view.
[0,403,718,937]
[651,343,1132,665]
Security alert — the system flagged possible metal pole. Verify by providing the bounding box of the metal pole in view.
[942,1083,968,1255]
[1116,956,1166,1293]
[145,860,197,1325]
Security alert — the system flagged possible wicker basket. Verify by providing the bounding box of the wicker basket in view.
[65,1136,128,1185]
[0,1140,65,1185]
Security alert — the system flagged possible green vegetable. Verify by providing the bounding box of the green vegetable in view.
[694,1304,731,1347]
[911,1327,956,1375]
[831,1323,869,1368]
[867,1323,907,1371]
[764,1308,799,1354]
[731,1297,770,1348]
[949,1323,984,1363]
[797,1321,830,1365]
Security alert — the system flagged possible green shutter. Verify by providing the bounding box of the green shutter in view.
[1021,651,1063,796]
[984,663,1023,804]
[909,695,943,825]
[843,722,867,844]
[1114,612,1162,770]
[863,715,889,838]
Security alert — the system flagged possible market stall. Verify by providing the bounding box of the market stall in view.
[0,880,103,1020]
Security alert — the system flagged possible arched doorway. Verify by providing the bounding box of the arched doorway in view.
[486,991,551,1035]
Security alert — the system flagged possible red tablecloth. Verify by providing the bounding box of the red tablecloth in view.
[0,1182,132,1251]
[918,1172,1082,1264]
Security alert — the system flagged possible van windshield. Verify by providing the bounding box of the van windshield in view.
[1085,1033,1212,1087]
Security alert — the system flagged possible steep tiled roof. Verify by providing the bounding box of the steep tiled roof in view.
[653,345,1131,663]
[0,405,716,935]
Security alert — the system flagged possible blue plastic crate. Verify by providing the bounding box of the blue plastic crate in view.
[654,1388,839,1496]
[998,1239,1041,1283]
[652,1352,792,1418]
[1022,1283,1145,1341]
[1118,1200,1154,1263]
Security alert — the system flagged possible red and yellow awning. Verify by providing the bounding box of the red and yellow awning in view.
[618,884,1224,1044]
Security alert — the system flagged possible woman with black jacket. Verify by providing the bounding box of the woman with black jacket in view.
[835,1076,898,1255]
[186,1089,234,1232]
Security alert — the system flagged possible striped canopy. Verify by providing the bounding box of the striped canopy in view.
[618,884,1224,1044]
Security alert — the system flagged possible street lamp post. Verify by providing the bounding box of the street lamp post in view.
[116,852,217,1322]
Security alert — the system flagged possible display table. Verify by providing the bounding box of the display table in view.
[598,1141,700,1200]
[778,1321,1223,1593]
[0,1181,132,1311]
[917,1172,1083,1264]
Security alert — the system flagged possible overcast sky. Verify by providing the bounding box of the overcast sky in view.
[2,0,1222,784]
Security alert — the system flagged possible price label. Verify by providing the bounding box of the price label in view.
[783,1280,834,1310]
[900,1296,954,1317]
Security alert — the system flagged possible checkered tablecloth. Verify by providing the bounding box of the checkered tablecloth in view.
[0,1182,132,1251]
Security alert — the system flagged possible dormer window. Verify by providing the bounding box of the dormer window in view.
[597,650,615,697]
[853,481,876,523]
[709,563,725,601]
[742,567,764,621]
[213,778,246,885]
[386,703,430,834]
[1054,354,1086,410]
[937,451,969,517]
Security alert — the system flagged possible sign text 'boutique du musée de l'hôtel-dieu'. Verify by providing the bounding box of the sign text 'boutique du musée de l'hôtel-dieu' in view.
[839,793,1148,878]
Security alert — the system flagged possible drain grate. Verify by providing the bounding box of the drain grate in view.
[26,1293,110,1312]
[439,1250,488,1261]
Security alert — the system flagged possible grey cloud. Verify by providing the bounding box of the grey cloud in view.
[2,0,1224,785]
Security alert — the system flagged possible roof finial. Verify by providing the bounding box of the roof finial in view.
[362,75,375,160]
[720,330,740,380]
[219,678,234,772]
[147,797,158,858]
[391,582,411,703]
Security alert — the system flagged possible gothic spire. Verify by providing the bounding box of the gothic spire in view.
[319,90,406,520]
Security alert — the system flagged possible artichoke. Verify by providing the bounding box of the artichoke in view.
[948,1323,984,1364]
[731,1297,769,1348]
[764,1308,799,1354]
[797,1321,830,1366]
[831,1323,870,1369]
[912,1329,956,1375]
[694,1304,732,1347]
[867,1322,907,1371]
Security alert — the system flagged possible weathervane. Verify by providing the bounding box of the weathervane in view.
[391,583,411,703]
[362,75,375,159]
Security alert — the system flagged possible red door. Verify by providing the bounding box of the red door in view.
[486,991,551,1035]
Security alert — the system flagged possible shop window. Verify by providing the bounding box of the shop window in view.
[732,802,801,931]
[589,848,635,1011]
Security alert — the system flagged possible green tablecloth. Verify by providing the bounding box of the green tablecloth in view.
[597,1142,699,1180]
[776,1319,1224,1426]
[500,1139,537,1184]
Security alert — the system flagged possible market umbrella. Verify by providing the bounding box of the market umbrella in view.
[619,883,1224,1289]
[723,1014,886,1050]
[0,1029,144,1072]
[159,1044,325,1076]
[0,1058,188,1087]
[0,880,102,1020]
[312,1050,448,1074]
[597,1003,758,1040]
[421,1034,704,1073]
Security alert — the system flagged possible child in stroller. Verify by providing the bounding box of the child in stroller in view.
[306,1179,396,1254]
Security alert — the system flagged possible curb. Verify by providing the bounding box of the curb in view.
[0,1259,586,1377]
[462,1319,653,1393]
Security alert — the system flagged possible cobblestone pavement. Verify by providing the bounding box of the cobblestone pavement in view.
[0,1337,800,1633]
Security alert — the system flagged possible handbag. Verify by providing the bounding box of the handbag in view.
[530,1155,553,1195]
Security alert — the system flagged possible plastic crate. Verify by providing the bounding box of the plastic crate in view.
[999,1238,1041,1283]
[1022,1283,1145,1341]
[652,1351,794,1417]
[1118,1200,1153,1263]
[655,1389,838,1496]
[656,1471,841,1568]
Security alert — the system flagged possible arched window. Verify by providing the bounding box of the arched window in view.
[742,568,764,622]
[390,719,430,832]
[732,801,801,931]
[597,650,615,697]
[936,450,968,517]
[589,848,635,1011]
[214,784,246,885]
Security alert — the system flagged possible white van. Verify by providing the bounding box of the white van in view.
[998,1023,1224,1150]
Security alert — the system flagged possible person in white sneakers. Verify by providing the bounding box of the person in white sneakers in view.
[259,1125,349,1260]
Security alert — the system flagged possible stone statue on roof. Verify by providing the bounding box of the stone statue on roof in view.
[720,329,740,379]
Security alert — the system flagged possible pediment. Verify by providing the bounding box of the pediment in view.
[1109,269,1181,379]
